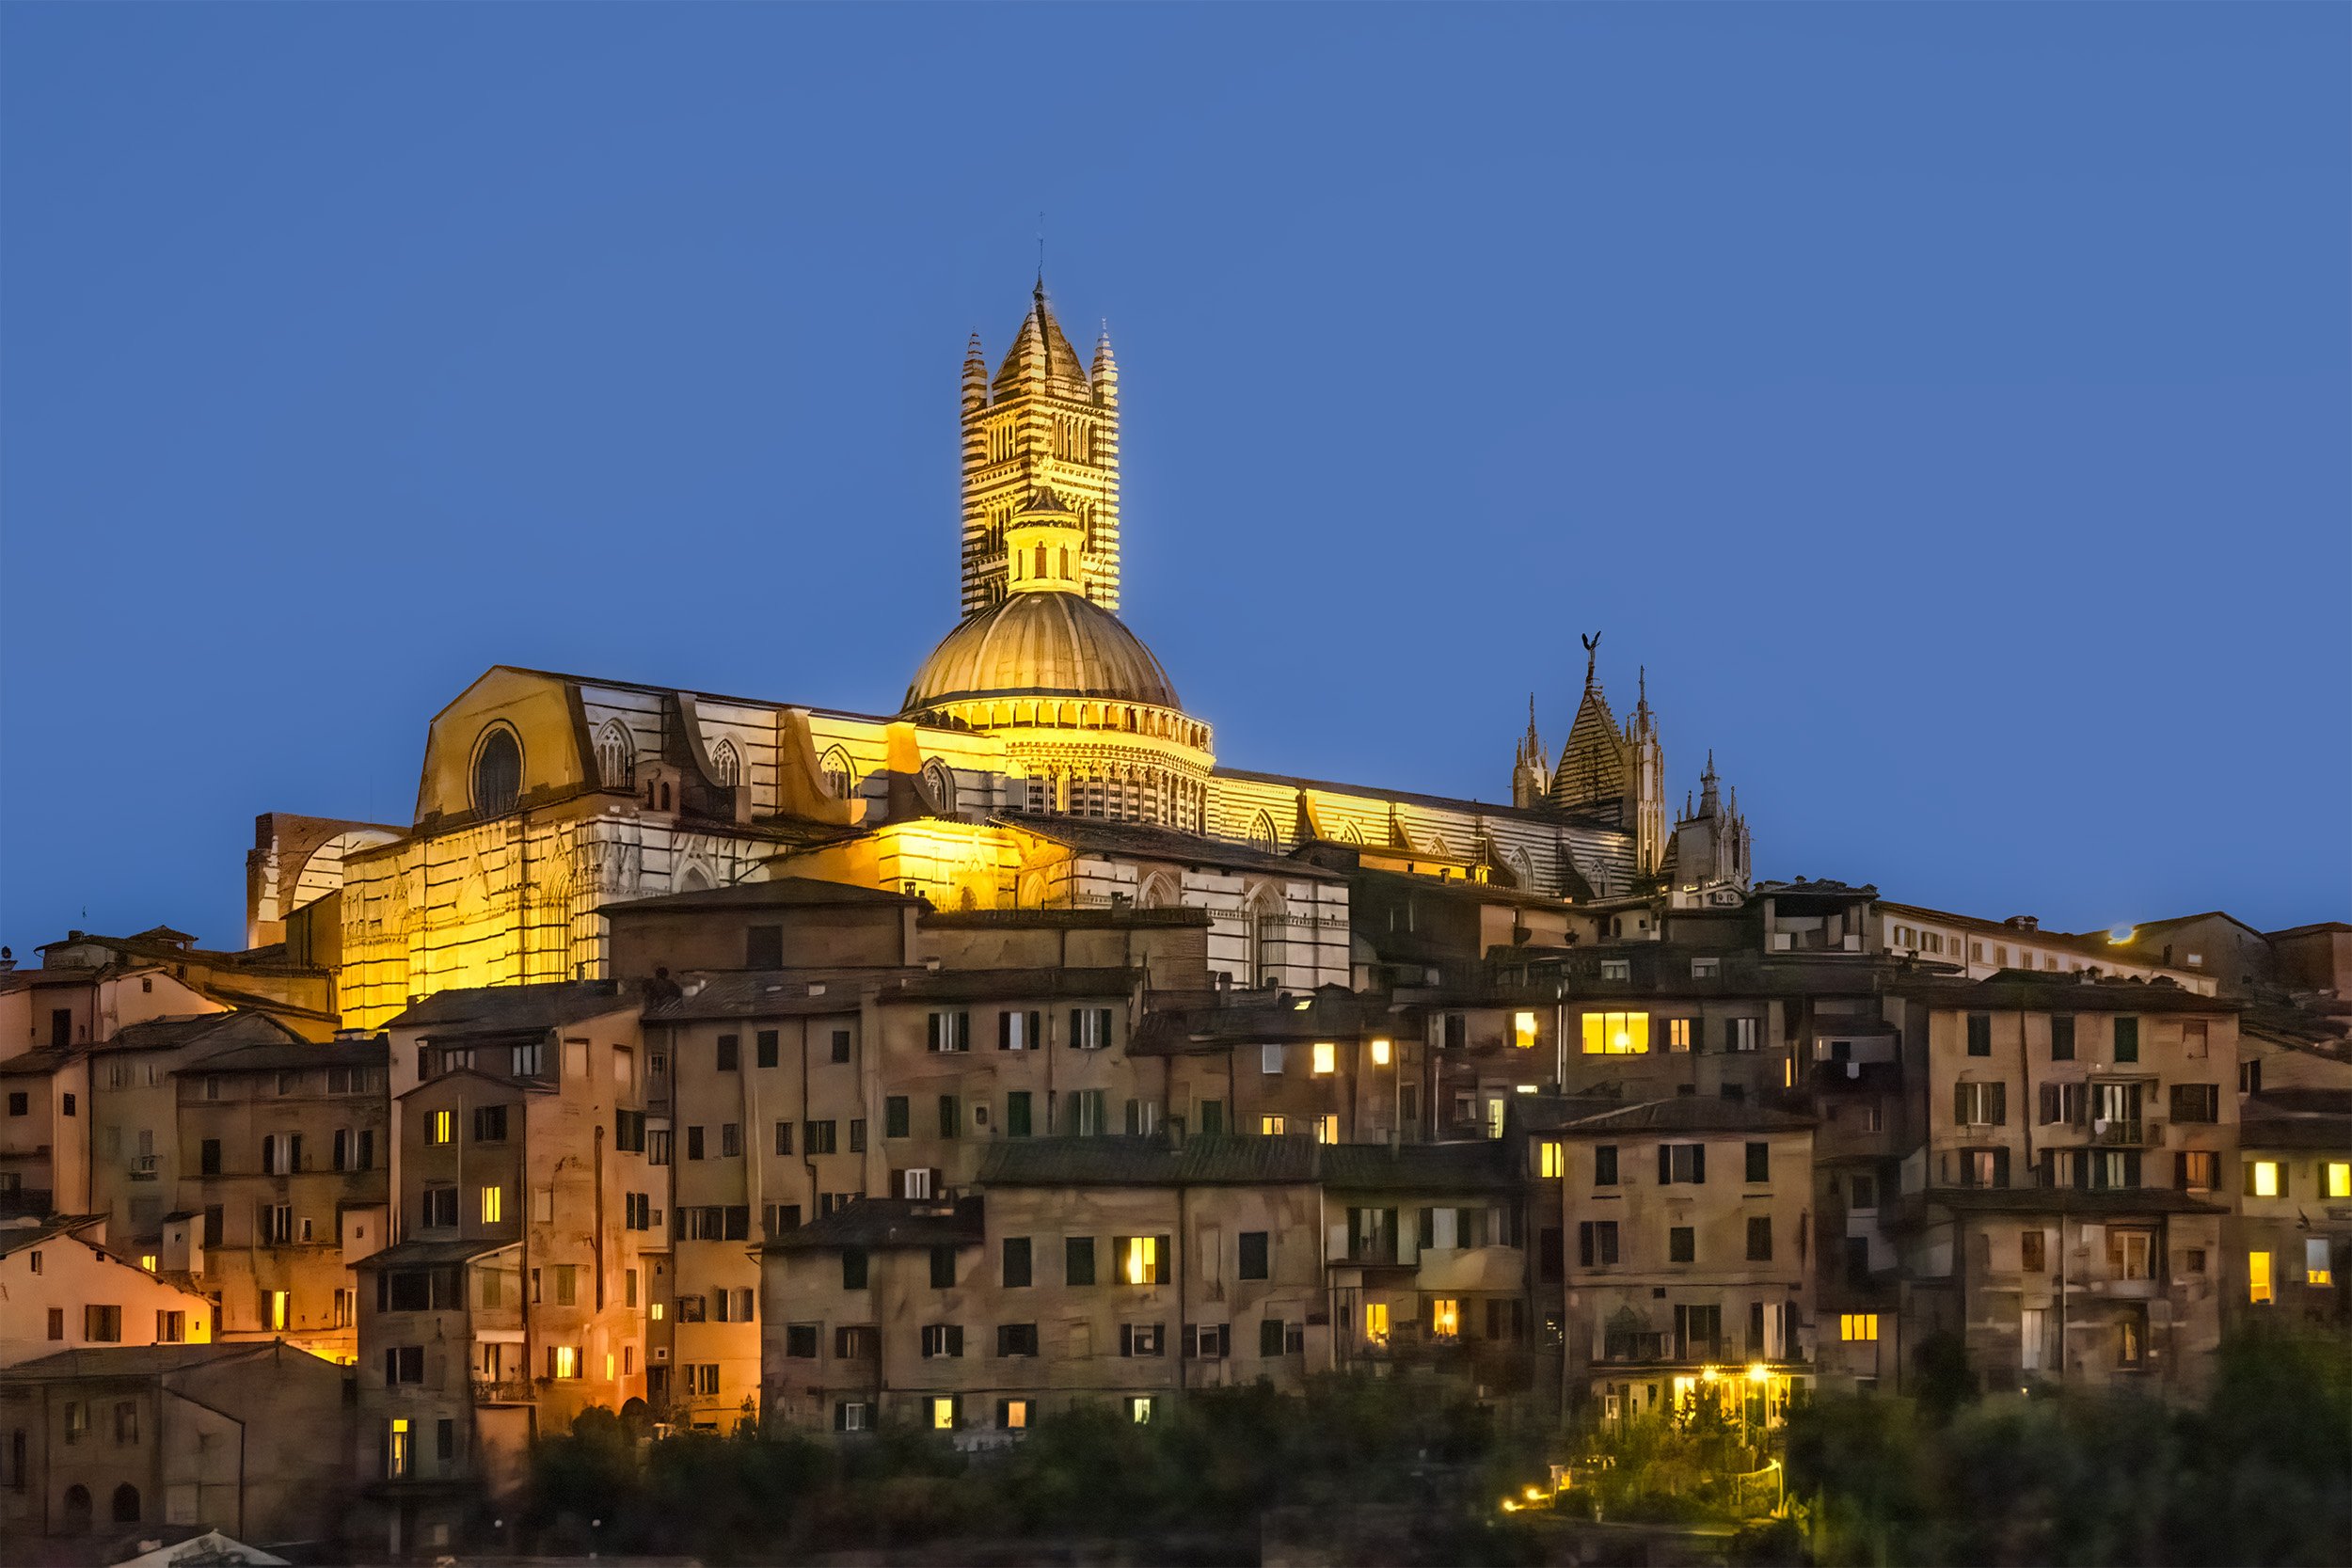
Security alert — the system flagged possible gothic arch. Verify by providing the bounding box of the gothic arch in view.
[819,746,855,801]
[922,758,958,816]
[1243,882,1284,988]
[708,738,741,787]
[1504,847,1534,888]
[1136,872,1180,910]
[1248,809,1279,853]
[595,719,635,790]
[1338,820,1365,846]
[675,857,716,895]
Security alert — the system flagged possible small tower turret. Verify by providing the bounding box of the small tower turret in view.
[1512,694,1550,808]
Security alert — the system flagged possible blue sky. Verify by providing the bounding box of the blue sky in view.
[2,4,2344,955]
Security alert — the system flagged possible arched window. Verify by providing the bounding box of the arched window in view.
[1248,810,1279,854]
[1339,821,1365,846]
[819,746,855,801]
[1245,886,1282,988]
[922,759,957,816]
[471,727,522,816]
[708,739,740,787]
[595,720,634,791]
[62,1484,91,1533]
[1058,546,1071,579]
[1034,545,1048,578]
[111,1483,140,1524]
[1136,873,1178,911]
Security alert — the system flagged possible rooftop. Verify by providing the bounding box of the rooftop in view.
[385,979,638,1036]
[597,876,925,920]
[771,1196,985,1251]
[974,1134,1517,1192]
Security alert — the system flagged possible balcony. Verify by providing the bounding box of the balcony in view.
[130,1155,161,1180]
[471,1378,536,1405]
[2090,1120,2158,1148]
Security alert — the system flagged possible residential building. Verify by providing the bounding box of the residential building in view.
[1887,974,2236,1400]
[2228,1088,2350,1329]
[0,1341,352,1550]
[171,1033,389,1361]
[1527,1099,1815,1424]
[0,1217,212,1370]
[354,982,657,1559]
[757,1136,1518,1438]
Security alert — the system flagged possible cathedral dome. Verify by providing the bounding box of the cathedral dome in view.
[903,591,1182,713]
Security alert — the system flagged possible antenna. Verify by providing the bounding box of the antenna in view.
[1037,211,1046,286]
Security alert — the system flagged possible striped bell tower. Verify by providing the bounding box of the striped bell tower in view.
[959,277,1121,613]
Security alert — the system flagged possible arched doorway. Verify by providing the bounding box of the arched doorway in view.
[61,1483,91,1533]
[111,1483,140,1524]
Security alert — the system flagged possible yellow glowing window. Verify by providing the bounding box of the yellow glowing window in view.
[1127,1396,1155,1424]
[2249,1250,2273,1305]
[2306,1240,2332,1288]
[1840,1314,1878,1342]
[1539,1142,1564,1180]
[1514,1012,1539,1050]
[266,1291,289,1331]
[1003,1399,1029,1430]
[481,1185,502,1224]
[1431,1298,1459,1338]
[551,1345,580,1378]
[1122,1235,1160,1286]
[649,1303,664,1322]
[1667,1019,1692,1051]
[1311,1042,1336,1076]
[1581,1012,1650,1055]
[1364,1302,1389,1343]
[2328,1163,2350,1199]
[139,1254,158,1273]
[1370,1038,1391,1067]
[388,1418,410,1479]
[930,1396,956,1431]
[604,1353,615,1380]
[431,1110,452,1146]
[1260,1115,1286,1137]
[1314,1114,1339,1144]
[2250,1161,2280,1198]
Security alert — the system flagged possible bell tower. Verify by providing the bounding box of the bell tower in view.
[960,278,1122,613]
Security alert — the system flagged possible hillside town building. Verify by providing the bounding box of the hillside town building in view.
[0,276,2344,1560]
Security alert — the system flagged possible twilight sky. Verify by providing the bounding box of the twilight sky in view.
[2,4,2344,956]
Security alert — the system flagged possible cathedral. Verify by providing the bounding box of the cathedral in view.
[271,279,1752,1028]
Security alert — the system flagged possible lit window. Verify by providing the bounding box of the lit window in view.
[481,1185,502,1224]
[551,1345,580,1378]
[649,1303,664,1322]
[1260,1115,1286,1137]
[1667,1019,1692,1051]
[1311,1042,1335,1076]
[1314,1114,1338,1144]
[1514,1012,1538,1050]
[1539,1142,1564,1180]
[266,1291,289,1332]
[930,1397,956,1432]
[1364,1302,1389,1344]
[138,1254,157,1273]
[1127,1396,1155,1424]
[1580,1012,1649,1055]
[1840,1314,1878,1342]
[1431,1298,1459,1338]
[1001,1399,1029,1431]
[1370,1038,1391,1067]
[2306,1239,2334,1287]
[388,1418,410,1479]
[2249,1162,2280,1198]
[2249,1250,2273,1306]
[1122,1235,1160,1286]
[2328,1163,2350,1199]
[431,1111,452,1146]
